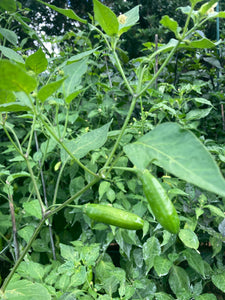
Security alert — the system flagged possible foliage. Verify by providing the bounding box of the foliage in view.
[0,0,225,299]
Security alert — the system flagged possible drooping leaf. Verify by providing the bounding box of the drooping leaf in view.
[61,121,111,162]
[0,46,25,63]
[0,60,37,93]
[183,248,205,276]
[93,0,119,36]
[37,0,87,24]
[0,103,31,112]
[124,122,225,198]
[169,266,191,299]
[0,28,18,46]
[25,48,48,74]
[143,236,161,273]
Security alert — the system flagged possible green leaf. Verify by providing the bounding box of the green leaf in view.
[38,78,65,102]
[143,236,161,273]
[160,15,179,36]
[124,122,225,198]
[23,199,42,220]
[186,38,216,49]
[61,121,111,162]
[0,46,25,63]
[183,248,205,276]
[212,271,225,293]
[0,103,31,112]
[67,48,100,62]
[0,28,18,46]
[118,5,140,37]
[7,171,30,183]
[63,59,88,98]
[5,279,51,300]
[99,181,111,200]
[178,229,199,249]
[169,266,191,300]
[153,256,173,277]
[0,60,37,94]
[199,0,218,15]
[93,0,119,36]
[25,48,48,74]
[189,0,203,6]
[155,292,175,300]
[60,243,79,262]
[186,107,212,121]
[17,261,45,281]
[0,90,16,104]
[18,225,35,243]
[37,0,87,24]
[195,294,217,300]
[204,205,225,218]
[0,0,16,12]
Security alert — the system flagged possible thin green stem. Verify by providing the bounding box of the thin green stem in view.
[1,218,46,292]
[39,115,98,178]
[25,114,36,157]
[112,48,134,95]
[25,158,46,216]
[47,177,100,218]
[137,41,181,98]
[103,95,138,170]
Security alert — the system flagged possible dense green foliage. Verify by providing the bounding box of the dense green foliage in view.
[1,0,225,299]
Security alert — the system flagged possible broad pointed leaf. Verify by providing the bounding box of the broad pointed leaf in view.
[25,48,48,74]
[0,0,16,12]
[93,0,119,36]
[124,122,225,197]
[160,15,179,35]
[0,60,37,93]
[61,121,111,162]
[169,266,191,299]
[0,28,18,46]
[38,78,65,102]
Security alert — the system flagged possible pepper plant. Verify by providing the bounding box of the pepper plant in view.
[1,0,225,299]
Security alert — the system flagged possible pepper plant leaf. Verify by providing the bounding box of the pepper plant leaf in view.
[93,0,119,36]
[124,122,225,197]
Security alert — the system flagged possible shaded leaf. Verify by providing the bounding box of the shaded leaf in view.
[212,271,225,293]
[0,28,18,46]
[169,266,191,299]
[124,122,225,198]
[0,46,25,63]
[38,78,65,102]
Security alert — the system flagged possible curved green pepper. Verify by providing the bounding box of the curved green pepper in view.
[83,203,144,230]
[140,169,180,234]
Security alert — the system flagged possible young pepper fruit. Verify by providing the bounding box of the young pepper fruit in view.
[140,169,180,234]
[83,203,144,230]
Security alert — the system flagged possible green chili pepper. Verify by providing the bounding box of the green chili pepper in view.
[140,169,180,234]
[83,203,144,230]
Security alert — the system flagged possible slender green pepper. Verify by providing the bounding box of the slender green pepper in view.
[83,203,144,230]
[140,169,180,234]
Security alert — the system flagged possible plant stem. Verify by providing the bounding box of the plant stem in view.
[103,95,138,170]
[39,115,98,178]
[47,177,100,217]
[1,218,46,292]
